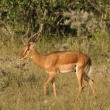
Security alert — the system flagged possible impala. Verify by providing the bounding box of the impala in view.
[20,27,96,103]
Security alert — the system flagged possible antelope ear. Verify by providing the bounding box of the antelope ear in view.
[29,42,36,49]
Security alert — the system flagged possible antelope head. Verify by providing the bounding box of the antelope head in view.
[20,25,38,60]
[20,42,36,59]
[20,9,47,60]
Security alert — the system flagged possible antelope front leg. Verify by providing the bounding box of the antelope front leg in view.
[44,73,56,100]
[51,77,56,99]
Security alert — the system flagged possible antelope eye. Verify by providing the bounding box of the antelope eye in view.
[26,48,30,52]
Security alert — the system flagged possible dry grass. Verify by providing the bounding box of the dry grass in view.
[0,37,110,110]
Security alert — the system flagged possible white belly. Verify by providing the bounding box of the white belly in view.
[60,69,75,73]
[59,64,76,73]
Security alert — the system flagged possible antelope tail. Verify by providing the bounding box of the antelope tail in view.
[85,59,92,76]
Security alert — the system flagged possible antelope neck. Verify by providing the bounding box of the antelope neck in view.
[31,49,45,68]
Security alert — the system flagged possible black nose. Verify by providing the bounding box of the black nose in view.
[19,56,23,60]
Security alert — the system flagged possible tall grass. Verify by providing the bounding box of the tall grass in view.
[0,32,110,110]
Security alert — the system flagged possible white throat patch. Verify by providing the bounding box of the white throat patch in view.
[30,56,32,58]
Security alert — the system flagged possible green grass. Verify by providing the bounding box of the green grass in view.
[0,36,110,110]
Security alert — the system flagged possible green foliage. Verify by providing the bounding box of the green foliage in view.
[63,10,100,37]
[0,0,109,37]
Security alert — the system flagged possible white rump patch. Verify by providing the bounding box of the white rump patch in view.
[75,66,78,77]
